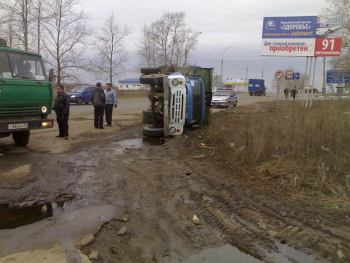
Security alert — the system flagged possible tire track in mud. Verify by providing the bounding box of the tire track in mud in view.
[181,158,349,263]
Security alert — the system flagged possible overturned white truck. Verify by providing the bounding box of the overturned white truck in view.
[140,66,213,137]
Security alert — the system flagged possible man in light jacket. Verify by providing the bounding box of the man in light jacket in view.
[104,83,117,127]
[92,82,105,129]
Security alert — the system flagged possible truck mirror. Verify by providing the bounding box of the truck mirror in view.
[48,69,55,83]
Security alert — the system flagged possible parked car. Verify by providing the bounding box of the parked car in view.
[67,86,95,105]
[211,89,237,108]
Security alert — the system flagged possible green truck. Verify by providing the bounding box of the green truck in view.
[0,38,54,146]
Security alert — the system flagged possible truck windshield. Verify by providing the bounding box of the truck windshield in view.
[0,52,12,79]
[0,52,46,80]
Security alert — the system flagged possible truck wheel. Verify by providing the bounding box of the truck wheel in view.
[143,111,162,124]
[142,111,153,124]
[140,75,164,86]
[141,68,161,75]
[12,130,30,146]
[77,98,84,105]
[143,125,164,137]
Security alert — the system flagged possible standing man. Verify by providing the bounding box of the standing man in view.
[53,84,70,139]
[104,83,117,127]
[291,86,297,100]
[92,82,105,129]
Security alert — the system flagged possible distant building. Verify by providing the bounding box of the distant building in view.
[117,78,148,91]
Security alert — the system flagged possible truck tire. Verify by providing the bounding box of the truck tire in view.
[142,111,153,124]
[141,68,161,75]
[12,130,30,146]
[140,75,164,86]
[142,111,163,124]
[143,125,164,138]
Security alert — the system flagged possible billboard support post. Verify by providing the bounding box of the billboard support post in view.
[322,57,326,95]
[310,57,317,107]
[302,57,309,105]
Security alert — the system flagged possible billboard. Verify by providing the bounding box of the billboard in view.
[315,38,342,57]
[261,16,342,57]
[261,39,315,57]
[262,16,317,39]
[327,70,350,84]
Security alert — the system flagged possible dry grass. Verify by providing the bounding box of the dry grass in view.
[205,101,350,196]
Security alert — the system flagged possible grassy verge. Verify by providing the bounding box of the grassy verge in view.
[202,101,350,197]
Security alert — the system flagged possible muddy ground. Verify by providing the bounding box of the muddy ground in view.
[0,94,348,263]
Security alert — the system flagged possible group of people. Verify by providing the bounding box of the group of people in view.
[53,82,118,139]
[284,87,297,100]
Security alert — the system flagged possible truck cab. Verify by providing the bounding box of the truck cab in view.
[0,39,54,146]
[140,66,212,138]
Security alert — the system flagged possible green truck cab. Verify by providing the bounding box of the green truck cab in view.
[0,38,54,146]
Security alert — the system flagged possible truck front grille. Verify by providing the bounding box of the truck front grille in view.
[171,90,185,124]
[0,105,39,117]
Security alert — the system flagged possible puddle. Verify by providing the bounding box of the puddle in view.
[0,205,116,257]
[114,138,143,149]
[267,241,319,263]
[0,203,53,229]
[0,194,77,230]
[112,137,165,153]
[184,245,263,263]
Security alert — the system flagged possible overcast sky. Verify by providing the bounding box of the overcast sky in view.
[80,0,328,87]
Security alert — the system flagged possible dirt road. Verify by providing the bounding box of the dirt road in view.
[0,94,347,263]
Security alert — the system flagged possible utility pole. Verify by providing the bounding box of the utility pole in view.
[220,45,232,84]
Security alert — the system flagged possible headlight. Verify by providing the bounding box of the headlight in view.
[172,79,179,86]
[41,106,48,113]
[71,95,76,98]
[169,127,176,135]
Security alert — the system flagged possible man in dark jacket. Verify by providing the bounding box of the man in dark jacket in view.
[92,82,105,129]
[53,84,70,138]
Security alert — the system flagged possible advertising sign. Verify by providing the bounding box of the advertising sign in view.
[262,16,317,39]
[327,70,350,84]
[261,38,315,56]
[262,16,343,57]
[315,38,342,57]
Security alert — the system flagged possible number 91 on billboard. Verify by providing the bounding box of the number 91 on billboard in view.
[315,38,342,57]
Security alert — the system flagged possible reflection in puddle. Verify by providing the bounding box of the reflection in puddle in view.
[268,241,318,263]
[0,203,53,229]
[113,137,165,153]
[0,197,78,230]
[184,245,263,263]
[114,138,143,149]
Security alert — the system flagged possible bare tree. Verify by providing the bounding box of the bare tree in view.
[324,0,350,70]
[0,0,35,51]
[93,14,130,85]
[41,0,89,85]
[138,11,200,67]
